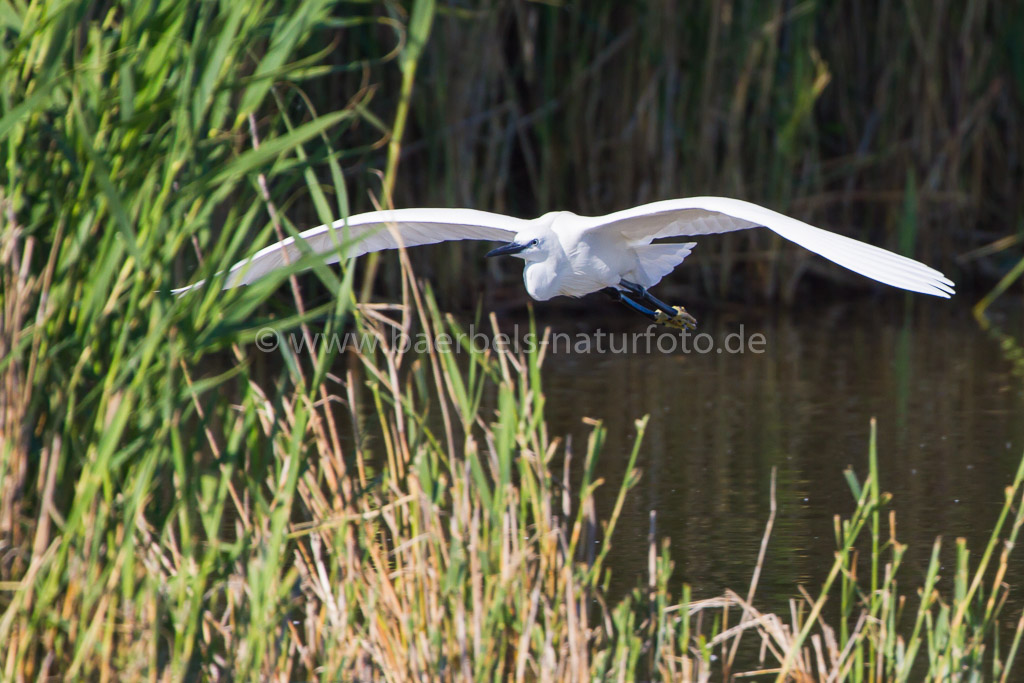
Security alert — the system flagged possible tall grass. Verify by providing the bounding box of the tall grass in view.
[3,0,1024,679]
[8,213,1024,678]
[0,0,380,675]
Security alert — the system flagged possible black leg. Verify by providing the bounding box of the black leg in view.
[618,294,660,321]
[618,280,697,330]
[602,287,658,321]
[619,280,678,316]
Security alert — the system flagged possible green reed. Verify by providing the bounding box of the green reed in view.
[3,1,1024,680]
[370,1,1021,303]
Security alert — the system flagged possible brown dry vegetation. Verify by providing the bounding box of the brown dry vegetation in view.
[3,0,1024,679]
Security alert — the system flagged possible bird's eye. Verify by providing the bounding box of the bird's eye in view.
[531,238,539,246]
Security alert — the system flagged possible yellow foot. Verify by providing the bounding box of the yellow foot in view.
[654,306,698,331]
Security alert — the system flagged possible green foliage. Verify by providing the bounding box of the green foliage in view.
[2,0,1023,680]
[0,0,374,676]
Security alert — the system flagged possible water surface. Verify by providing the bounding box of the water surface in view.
[534,297,1024,612]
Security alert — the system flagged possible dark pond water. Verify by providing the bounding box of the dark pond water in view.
[532,295,1024,614]
[247,280,1024,623]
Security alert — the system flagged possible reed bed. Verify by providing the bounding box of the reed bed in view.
[3,0,1024,680]
[5,225,1024,678]
[334,1,1024,303]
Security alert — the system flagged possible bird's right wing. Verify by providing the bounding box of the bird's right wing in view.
[578,196,955,298]
[174,208,526,293]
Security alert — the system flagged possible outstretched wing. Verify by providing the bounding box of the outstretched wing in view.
[174,208,525,293]
[579,196,955,298]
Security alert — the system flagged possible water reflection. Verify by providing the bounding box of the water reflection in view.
[537,298,1024,610]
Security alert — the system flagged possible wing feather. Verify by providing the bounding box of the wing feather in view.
[175,208,524,293]
[579,196,954,298]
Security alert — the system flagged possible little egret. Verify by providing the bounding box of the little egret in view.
[174,196,954,327]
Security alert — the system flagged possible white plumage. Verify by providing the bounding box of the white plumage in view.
[173,197,954,304]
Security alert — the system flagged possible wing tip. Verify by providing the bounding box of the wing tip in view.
[919,276,955,298]
[170,283,198,297]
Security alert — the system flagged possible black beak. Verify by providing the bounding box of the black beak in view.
[485,242,528,258]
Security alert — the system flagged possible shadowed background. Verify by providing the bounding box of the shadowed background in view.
[308,0,1023,306]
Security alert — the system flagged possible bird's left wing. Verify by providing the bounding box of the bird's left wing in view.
[174,208,525,293]
[577,196,955,298]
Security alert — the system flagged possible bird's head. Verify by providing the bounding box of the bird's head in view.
[485,231,551,263]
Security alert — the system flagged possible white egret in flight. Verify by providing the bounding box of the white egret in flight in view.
[174,197,954,328]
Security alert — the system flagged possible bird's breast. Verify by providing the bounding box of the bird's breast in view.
[522,262,560,301]
[522,249,624,300]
